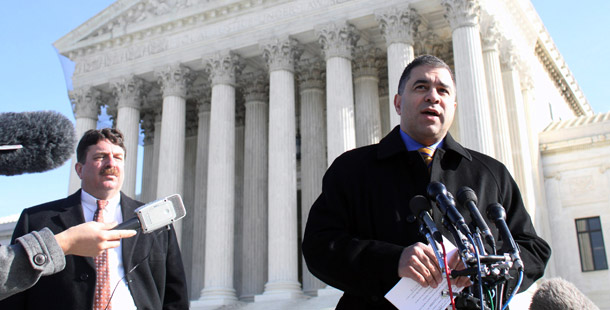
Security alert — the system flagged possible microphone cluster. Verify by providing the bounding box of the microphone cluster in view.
[408,181,524,310]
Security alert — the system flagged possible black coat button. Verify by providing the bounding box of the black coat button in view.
[33,254,47,266]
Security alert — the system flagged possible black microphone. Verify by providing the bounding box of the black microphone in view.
[0,111,76,176]
[486,203,523,270]
[427,181,472,237]
[113,194,187,233]
[409,195,442,243]
[457,186,496,252]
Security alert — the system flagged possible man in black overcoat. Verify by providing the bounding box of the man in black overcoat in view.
[302,55,551,309]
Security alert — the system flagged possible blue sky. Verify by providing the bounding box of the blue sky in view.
[1,1,609,218]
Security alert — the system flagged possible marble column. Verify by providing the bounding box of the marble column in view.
[315,21,359,166]
[181,101,198,299]
[443,0,494,156]
[500,46,535,212]
[154,64,190,245]
[377,58,390,134]
[197,51,241,306]
[234,100,245,300]
[296,57,327,296]
[376,6,419,129]
[191,94,211,300]
[239,71,269,301]
[111,75,144,197]
[353,46,382,147]
[68,86,101,194]
[151,108,162,201]
[140,110,156,203]
[480,16,514,173]
[257,36,303,301]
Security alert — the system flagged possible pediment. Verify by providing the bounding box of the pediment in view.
[53,0,256,55]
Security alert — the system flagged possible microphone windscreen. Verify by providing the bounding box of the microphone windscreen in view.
[0,111,76,176]
[530,278,599,310]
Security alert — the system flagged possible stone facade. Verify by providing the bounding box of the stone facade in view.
[3,0,594,308]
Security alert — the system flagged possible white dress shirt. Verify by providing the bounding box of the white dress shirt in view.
[81,190,137,310]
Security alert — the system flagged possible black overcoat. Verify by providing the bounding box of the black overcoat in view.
[0,190,189,310]
[302,126,551,309]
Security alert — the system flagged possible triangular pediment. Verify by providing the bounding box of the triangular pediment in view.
[53,0,253,55]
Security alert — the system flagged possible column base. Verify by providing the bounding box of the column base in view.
[254,280,304,302]
[195,286,238,307]
[317,285,342,296]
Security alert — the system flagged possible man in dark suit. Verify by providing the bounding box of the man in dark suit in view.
[302,55,551,309]
[1,128,188,309]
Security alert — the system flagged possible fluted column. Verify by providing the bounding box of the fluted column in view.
[239,72,269,301]
[377,58,390,134]
[154,64,190,245]
[151,108,162,201]
[111,75,144,197]
[315,21,359,166]
[257,36,303,301]
[297,58,327,296]
[234,100,245,300]
[192,95,211,300]
[197,51,241,306]
[353,46,382,147]
[480,16,513,173]
[181,101,198,299]
[140,110,156,203]
[376,6,419,130]
[443,0,494,156]
[500,46,535,212]
[68,86,101,194]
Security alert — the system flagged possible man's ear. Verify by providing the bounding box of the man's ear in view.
[75,162,83,179]
[393,94,402,115]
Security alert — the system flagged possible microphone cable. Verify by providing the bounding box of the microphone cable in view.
[501,269,523,310]
[466,234,485,310]
[440,240,456,310]
[103,228,166,310]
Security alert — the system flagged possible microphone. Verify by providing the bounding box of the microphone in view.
[530,278,599,310]
[486,203,523,271]
[427,181,471,237]
[114,194,186,233]
[457,187,496,252]
[0,111,76,176]
[409,195,445,271]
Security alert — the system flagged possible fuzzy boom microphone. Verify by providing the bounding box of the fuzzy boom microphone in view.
[0,111,76,176]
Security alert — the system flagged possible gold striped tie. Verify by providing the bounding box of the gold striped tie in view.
[418,146,435,171]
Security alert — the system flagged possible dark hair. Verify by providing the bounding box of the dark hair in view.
[76,128,126,163]
[397,55,455,95]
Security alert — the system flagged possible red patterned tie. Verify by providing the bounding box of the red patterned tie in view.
[93,200,111,310]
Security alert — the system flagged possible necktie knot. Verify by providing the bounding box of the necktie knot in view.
[418,146,435,169]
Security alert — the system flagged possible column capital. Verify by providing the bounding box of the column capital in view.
[375,6,420,46]
[240,71,268,103]
[297,58,325,91]
[315,21,360,60]
[69,86,102,119]
[353,46,382,79]
[198,100,211,114]
[480,13,500,52]
[111,75,146,109]
[500,40,520,71]
[442,0,481,30]
[204,51,243,87]
[154,63,192,98]
[260,37,303,73]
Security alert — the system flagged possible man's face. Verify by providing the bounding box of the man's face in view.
[75,139,125,200]
[393,65,456,146]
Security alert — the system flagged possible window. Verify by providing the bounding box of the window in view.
[575,217,608,271]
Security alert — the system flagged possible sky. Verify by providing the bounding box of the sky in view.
[1,1,609,218]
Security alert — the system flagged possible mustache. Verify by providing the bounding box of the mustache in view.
[100,166,119,176]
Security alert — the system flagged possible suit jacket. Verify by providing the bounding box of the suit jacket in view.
[302,126,551,309]
[0,190,189,310]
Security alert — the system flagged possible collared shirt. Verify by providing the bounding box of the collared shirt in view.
[81,190,137,310]
[398,129,444,152]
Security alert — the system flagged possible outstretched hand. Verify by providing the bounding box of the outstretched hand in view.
[54,221,136,257]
